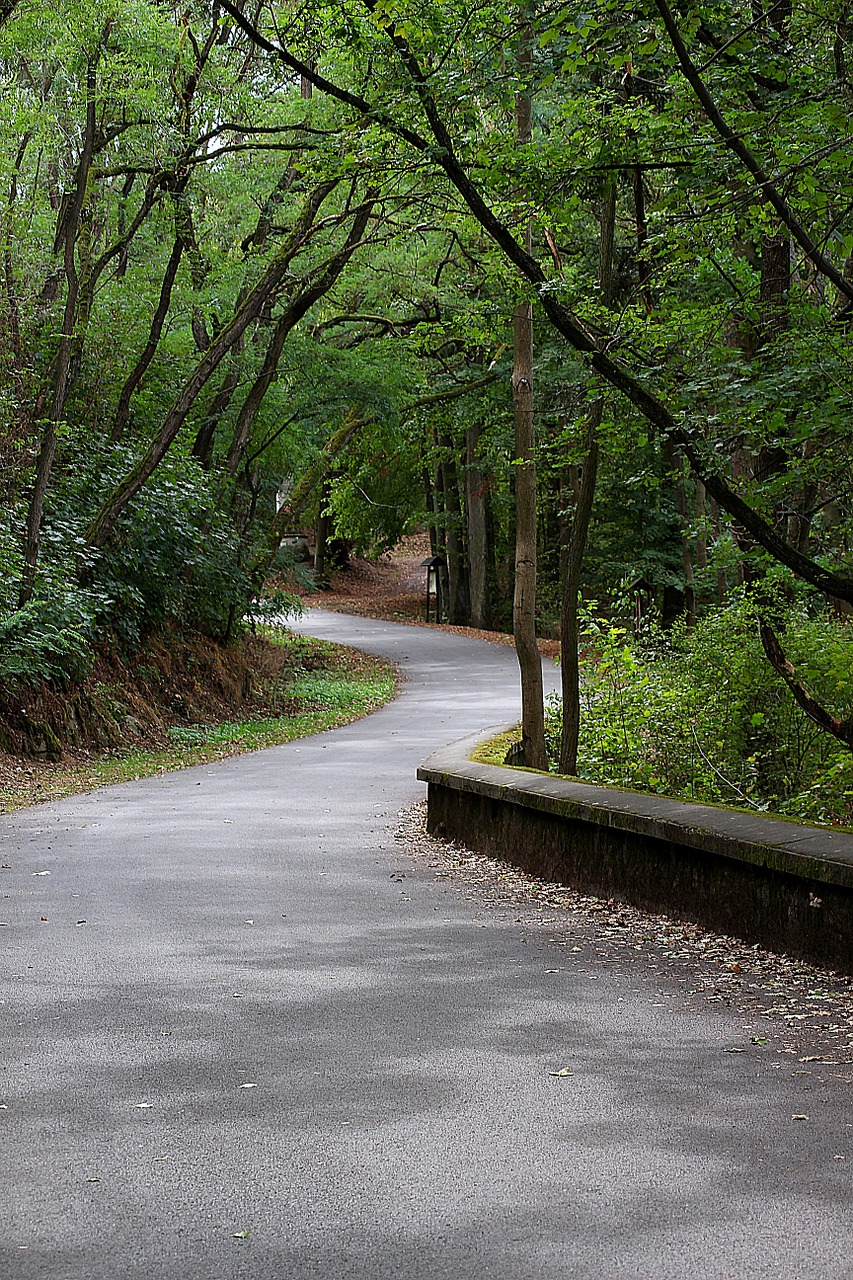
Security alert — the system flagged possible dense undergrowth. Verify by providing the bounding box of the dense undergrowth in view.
[541,597,853,828]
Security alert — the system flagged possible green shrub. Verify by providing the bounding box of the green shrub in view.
[546,595,853,826]
[0,593,99,685]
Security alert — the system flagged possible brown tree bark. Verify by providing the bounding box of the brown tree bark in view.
[511,6,546,770]
[512,287,546,768]
[19,57,98,606]
[760,619,853,752]
[559,182,615,775]
[558,415,600,776]
[223,191,375,477]
[111,228,185,443]
[465,421,490,629]
[439,431,470,624]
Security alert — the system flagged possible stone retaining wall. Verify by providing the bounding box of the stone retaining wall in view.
[417,728,853,974]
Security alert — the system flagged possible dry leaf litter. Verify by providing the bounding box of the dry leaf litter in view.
[395,801,853,1086]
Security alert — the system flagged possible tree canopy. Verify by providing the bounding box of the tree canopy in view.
[3,0,853,795]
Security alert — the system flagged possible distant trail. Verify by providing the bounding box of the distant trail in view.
[1,612,850,1280]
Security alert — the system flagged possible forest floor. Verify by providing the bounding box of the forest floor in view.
[297,531,561,660]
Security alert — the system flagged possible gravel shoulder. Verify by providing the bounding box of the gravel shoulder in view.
[396,802,853,1086]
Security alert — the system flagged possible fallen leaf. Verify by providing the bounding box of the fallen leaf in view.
[232,1229,250,1239]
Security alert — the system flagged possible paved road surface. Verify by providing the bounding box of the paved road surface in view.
[1,612,850,1279]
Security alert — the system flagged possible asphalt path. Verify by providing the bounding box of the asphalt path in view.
[1,611,851,1279]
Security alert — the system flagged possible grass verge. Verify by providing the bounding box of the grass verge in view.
[0,631,396,813]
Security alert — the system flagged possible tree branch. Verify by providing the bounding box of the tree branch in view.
[759,618,853,751]
[651,0,853,308]
[222,0,853,605]
[409,372,500,409]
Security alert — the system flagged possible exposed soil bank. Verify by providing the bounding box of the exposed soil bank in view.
[0,631,392,811]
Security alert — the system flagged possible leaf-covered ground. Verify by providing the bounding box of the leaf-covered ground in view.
[396,804,853,1086]
[298,532,561,657]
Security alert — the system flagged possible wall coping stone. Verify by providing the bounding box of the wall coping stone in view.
[417,726,853,891]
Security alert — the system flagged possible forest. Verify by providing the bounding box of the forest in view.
[2,0,853,824]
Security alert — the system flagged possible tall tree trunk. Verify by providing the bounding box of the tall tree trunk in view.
[84,180,347,551]
[512,288,545,768]
[558,181,615,775]
[111,224,185,443]
[432,428,448,621]
[512,6,546,769]
[19,57,97,605]
[466,421,490,628]
[440,431,469,624]
[559,415,600,775]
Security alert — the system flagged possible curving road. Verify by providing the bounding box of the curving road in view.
[1,612,850,1279]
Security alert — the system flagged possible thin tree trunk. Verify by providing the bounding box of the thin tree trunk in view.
[512,6,546,770]
[558,180,615,775]
[84,180,346,551]
[432,428,448,620]
[559,415,600,774]
[440,432,469,624]
[466,421,490,629]
[512,290,545,767]
[111,228,185,443]
[19,58,97,605]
